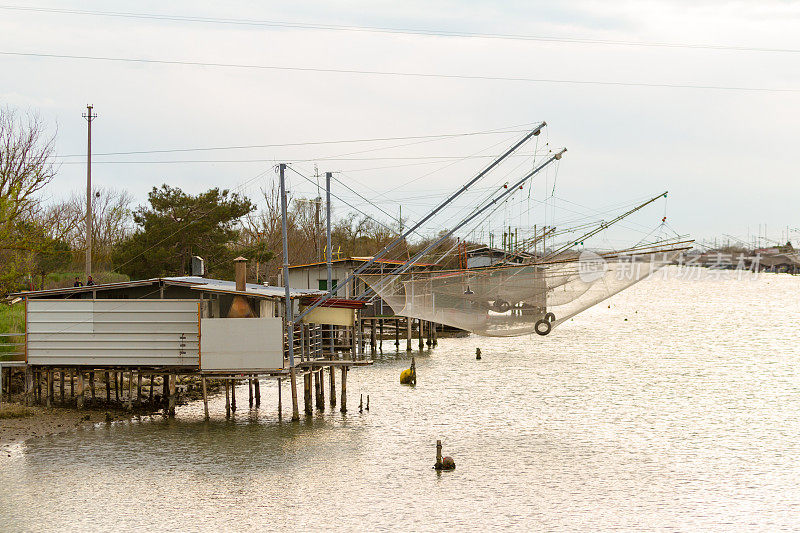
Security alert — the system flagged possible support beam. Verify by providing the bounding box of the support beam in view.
[249,379,254,408]
[418,319,424,350]
[254,379,261,407]
[136,370,142,404]
[60,369,65,403]
[278,378,283,418]
[406,317,412,351]
[317,368,325,410]
[304,372,312,415]
[89,371,96,402]
[105,371,110,402]
[225,380,231,418]
[230,379,237,412]
[45,369,52,408]
[340,366,347,413]
[24,366,32,406]
[126,370,133,410]
[290,367,299,421]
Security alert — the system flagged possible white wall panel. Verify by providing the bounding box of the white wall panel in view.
[200,317,284,371]
[27,299,199,366]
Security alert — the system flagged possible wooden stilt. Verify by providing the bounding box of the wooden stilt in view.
[36,370,41,403]
[329,366,336,407]
[418,319,424,350]
[201,375,209,420]
[45,369,52,408]
[426,320,432,347]
[167,374,176,417]
[116,372,121,402]
[24,366,32,406]
[149,374,154,404]
[290,367,299,421]
[304,372,312,415]
[105,371,111,403]
[230,379,237,412]
[340,366,347,413]
[225,380,231,418]
[317,368,325,410]
[395,318,400,348]
[406,317,412,351]
[136,370,142,404]
[162,374,169,405]
[433,322,438,346]
[370,318,376,353]
[379,318,384,352]
[76,371,85,409]
[69,369,75,398]
[278,378,283,417]
[249,379,254,408]
[60,369,65,403]
[89,372,95,402]
[126,370,133,410]
[254,379,261,407]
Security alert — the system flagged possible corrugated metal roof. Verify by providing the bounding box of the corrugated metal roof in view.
[12,277,325,300]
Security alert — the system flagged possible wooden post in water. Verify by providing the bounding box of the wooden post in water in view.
[167,374,176,417]
[370,318,376,353]
[60,369,65,403]
[231,379,237,412]
[201,375,209,420]
[406,317,412,352]
[433,322,438,346]
[418,319,424,351]
[329,366,336,407]
[76,371,85,409]
[318,368,325,410]
[126,370,133,410]
[161,374,168,405]
[89,372,95,402]
[290,367,299,422]
[70,369,75,399]
[278,378,283,418]
[304,371,312,415]
[104,371,110,403]
[351,322,358,360]
[225,380,231,418]
[136,370,142,404]
[379,319,384,352]
[249,379,254,408]
[24,366,32,406]
[254,379,261,407]
[395,318,400,348]
[149,375,154,405]
[340,366,347,413]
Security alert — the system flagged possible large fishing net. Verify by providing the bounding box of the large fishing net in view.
[361,249,682,337]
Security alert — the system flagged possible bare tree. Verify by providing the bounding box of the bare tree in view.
[0,107,58,241]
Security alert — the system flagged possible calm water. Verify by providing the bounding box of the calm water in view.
[2,267,799,532]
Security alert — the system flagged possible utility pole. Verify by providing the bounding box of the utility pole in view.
[326,172,333,296]
[82,105,97,279]
[279,163,300,422]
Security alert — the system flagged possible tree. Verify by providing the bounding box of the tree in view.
[0,107,59,294]
[113,185,257,279]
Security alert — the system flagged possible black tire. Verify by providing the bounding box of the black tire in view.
[535,319,552,336]
[544,312,556,323]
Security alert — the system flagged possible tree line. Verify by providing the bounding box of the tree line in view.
[0,105,461,296]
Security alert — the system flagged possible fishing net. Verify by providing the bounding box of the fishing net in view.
[361,250,681,337]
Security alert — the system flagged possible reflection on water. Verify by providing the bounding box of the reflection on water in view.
[2,268,800,531]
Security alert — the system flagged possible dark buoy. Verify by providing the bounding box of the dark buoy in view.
[475,348,481,360]
[434,439,456,471]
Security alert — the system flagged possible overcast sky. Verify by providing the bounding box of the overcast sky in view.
[2,1,799,248]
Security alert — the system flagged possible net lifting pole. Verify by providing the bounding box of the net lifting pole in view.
[295,122,547,323]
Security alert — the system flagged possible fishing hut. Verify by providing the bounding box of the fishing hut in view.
[285,256,442,353]
[2,257,371,419]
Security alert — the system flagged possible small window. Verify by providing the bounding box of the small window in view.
[318,279,338,292]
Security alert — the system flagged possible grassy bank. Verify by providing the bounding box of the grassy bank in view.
[0,304,25,361]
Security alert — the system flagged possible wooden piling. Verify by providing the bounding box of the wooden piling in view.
[161,374,168,405]
[290,367,300,421]
[126,370,133,410]
[24,366,32,406]
[329,366,336,407]
[254,379,261,407]
[230,379,237,412]
[304,372,312,415]
[278,378,283,417]
[249,379,254,408]
[45,369,52,408]
[418,319,424,350]
[136,371,142,404]
[370,319,377,353]
[60,370,65,403]
[201,375,209,420]
[433,322,438,346]
[89,371,96,402]
[340,366,347,413]
[225,380,231,418]
[105,371,111,402]
[69,369,75,399]
[395,318,400,348]
[149,374,154,404]
[167,374,176,417]
[318,368,325,410]
[379,319,384,352]
[76,371,85,409]
[406,317,412,351]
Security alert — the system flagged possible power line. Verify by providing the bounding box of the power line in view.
[52,125,535,158]
[2,4,798,54]
[2,50,798,93]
